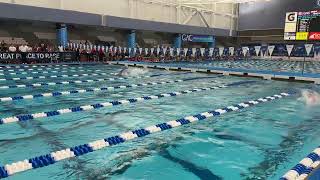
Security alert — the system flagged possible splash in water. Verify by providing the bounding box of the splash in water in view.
[118,67,149,77]
[299,89,320,106]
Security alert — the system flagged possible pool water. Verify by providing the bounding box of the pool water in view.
[127,60,320,77]
[0,64,319,180]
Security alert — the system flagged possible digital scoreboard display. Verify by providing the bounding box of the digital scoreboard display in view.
[284,10,320,40]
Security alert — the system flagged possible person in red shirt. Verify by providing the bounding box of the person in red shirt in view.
[98,47,105,61]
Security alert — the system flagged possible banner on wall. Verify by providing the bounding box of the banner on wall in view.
[181,34,214,42]
[209,48,214,56]
[200,48,205,56]
[192,48,196,56]
[229,47,234,56]
[268,45,275,56]
[170,48,174,56]
[0,52,76,62]
[184,48,188,56]
[219,47,224,56]
[242,47,249,56]
[286,45,294,56]
[254,46,261,56]
[305,44,314,56]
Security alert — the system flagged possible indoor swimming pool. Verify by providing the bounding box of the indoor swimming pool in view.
[0,63,319,180]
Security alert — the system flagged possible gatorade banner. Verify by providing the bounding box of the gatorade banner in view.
[268,45,275,56]
[209,48,214,57]
[219,47,224,56]
[286,45,294,56]
[229,47,234,56]
[200,48,205,56]
[254,46,261,56]
[305,44,313,56]
[242,47,249,56]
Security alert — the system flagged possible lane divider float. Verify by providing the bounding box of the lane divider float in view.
[0,78,207,102]
[0,69,102,76]
[281,146,320,180]
[0,66,84,72]
[0,82,232,125]
[0,92,292,178]
[0,64,68,68]
[0,72,114,82]
[0,72,192,90]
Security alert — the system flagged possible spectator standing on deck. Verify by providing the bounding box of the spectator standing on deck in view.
[8,44,16,52]
[38,43,47,52]
[19,43,28,64]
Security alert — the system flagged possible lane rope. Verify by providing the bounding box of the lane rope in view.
[0,69,102,76]
[0,64,69,69]
[0,72,115,81]
[0,92,292,178]
[0,78,209,102]
[281,146,320,180]
[0,72,192,90]
[0,82,232,125]
[0,66,83,72]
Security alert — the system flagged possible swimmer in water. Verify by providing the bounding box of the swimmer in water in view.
[117,67,148,77]
[299,90,320,106]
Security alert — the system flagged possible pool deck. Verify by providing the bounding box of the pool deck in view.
[109,61,320,84]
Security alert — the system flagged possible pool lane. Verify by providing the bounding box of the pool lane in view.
[0,92,291,178]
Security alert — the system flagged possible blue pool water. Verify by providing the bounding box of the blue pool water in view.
[123,59,320,78]
[0,63,319,179]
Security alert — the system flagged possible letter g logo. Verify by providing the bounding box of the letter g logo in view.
[287,13,296,22]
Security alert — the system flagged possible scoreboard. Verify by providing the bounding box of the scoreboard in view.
[284,10,320,40]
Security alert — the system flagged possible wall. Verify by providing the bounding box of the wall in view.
[0,0,237,31]
[239,0,319,30]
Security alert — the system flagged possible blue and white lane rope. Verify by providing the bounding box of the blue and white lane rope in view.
[0,92,291,178]
[0,79,203,102]
[0,66,83,72]
[0,72,113,81]
[0,64,69,69]
[0,69,102,76]
[0,83,229,125]
[0,73,191,90]
[281,146,320,180]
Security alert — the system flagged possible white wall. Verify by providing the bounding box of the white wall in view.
[0,0,238,31]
